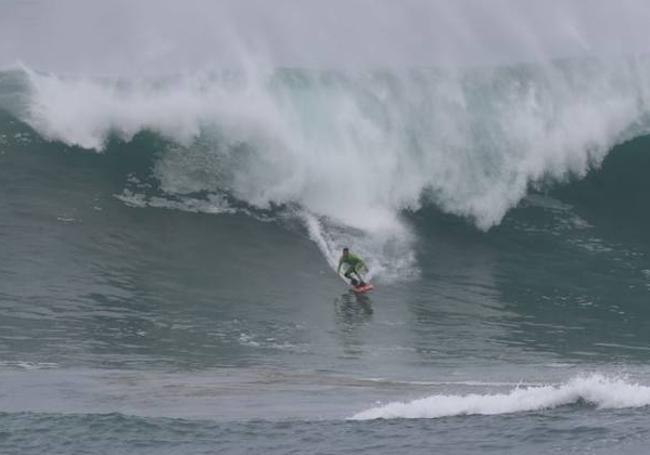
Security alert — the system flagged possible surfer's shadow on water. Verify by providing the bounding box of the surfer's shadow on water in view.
[334,292,374,323]
[333,292,373,356]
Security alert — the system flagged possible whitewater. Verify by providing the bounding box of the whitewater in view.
[11,58,650,232]
[351,374,650,420]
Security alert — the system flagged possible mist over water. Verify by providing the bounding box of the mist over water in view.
[3,0,650,71]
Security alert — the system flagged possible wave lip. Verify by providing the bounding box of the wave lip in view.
[349,374,650,420]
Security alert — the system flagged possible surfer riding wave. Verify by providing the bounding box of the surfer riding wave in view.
[337,247,368,287]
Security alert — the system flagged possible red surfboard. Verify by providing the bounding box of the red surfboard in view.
[351,283,374,294]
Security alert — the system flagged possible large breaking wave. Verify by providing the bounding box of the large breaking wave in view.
[4,59,650,229]
[1,56,650,279]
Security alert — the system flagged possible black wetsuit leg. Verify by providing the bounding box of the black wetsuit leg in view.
[344,269,359,286]
[345,265,365,286]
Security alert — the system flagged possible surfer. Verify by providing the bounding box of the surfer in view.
[337,247,367,287]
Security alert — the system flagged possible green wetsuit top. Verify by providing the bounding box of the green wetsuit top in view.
[337,253,366,274]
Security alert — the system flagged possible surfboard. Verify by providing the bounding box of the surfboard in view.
[351,283,374,294]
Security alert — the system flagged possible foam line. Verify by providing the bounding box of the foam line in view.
[350,374,650,420]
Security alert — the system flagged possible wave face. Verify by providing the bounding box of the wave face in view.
[350,374,650,420]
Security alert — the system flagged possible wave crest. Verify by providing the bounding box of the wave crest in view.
[3,58,650,234]
[350,374,650,420]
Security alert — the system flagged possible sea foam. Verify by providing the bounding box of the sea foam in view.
[350,374,650,420]
[13,59,650,234]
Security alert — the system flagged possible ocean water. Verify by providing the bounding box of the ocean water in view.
[4,1,650,454]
